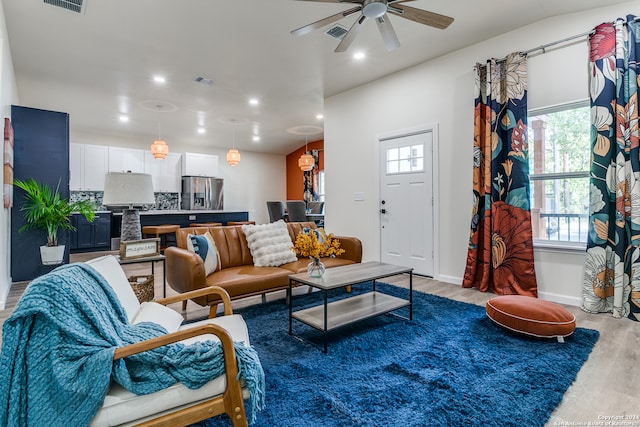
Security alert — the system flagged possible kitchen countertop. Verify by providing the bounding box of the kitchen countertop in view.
[111,209,248,216]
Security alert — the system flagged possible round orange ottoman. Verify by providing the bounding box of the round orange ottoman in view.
[486,295,576,342]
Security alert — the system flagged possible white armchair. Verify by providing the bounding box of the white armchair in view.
[86,255,257,427]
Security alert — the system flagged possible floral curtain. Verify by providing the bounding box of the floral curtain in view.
[303,149,320,202]
[583,15,640,321]
[463,52,538,296]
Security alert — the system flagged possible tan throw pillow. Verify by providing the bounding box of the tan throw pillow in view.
[242,220,297,267]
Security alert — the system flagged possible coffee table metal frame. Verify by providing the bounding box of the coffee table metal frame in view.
[288,261,413,353]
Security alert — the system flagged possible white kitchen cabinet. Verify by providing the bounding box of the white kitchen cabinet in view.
[181,152,219,177]
[108,147,145,173]
[69,143,108,191]
[69,143,83,191]
[144,152,182,193]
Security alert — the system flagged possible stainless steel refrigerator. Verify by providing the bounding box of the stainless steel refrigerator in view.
[181,176,224,210]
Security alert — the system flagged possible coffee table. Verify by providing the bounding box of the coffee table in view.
[288,261,413,352]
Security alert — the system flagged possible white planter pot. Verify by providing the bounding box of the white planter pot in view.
[40,245,65,265]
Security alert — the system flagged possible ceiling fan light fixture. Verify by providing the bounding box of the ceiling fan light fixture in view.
[294,0,454,52]
[362,0,387,18]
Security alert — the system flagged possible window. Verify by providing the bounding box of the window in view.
[386,144,424,174]
[317,171,325,202]
[528,101,590,244]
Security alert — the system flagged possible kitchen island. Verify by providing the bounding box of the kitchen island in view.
[71,210,250,253]
[111,209,250,239]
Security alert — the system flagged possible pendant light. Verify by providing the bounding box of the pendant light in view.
[150,106,169,159]
[298,137,315,171]
[226,121,241,166]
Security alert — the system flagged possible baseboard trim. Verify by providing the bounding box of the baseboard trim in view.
[434,274,580,307]
[437,274,462,285]
[538,291,581,307]
[0,280,12,310]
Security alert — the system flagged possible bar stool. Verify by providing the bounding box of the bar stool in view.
[141,224,180,251]
[227,221,256,226]
[189,222,223,227]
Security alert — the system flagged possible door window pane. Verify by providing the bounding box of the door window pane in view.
[386,142,425,175]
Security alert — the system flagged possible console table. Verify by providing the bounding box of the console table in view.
[116,254,166,298]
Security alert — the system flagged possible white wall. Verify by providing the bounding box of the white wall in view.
[72,131,287,225]
[325,2,639,305]
[0,0,19,308]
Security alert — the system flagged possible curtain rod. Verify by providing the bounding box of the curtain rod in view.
[519,29,594,56]
[496,15,640,61]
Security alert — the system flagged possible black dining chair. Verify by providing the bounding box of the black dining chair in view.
[286,200,308,222]
[266,201,286,222]
[307,201,324,214]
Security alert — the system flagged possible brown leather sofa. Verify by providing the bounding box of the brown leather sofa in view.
[165,222,362,313]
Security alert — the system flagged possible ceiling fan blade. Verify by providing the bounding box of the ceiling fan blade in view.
[376,15,400,51]
[335,15,366,52]
[291,6,362,36]
[294,0,362,3]
[387,4,454,29]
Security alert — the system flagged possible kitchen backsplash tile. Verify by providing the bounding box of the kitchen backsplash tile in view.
[71,191,179,211]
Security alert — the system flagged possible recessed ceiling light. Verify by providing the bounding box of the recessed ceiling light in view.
[353,52,366,60]
[249,98,259,106]
[197,127,206,134]
[119,115,129,123]
[252,135,260,142]
[316,114,324,120]
[153,75,166,84]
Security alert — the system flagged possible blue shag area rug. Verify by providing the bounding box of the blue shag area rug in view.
[192,283,599,427]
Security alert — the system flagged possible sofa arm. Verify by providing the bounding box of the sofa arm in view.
[165,247,207,294]
[334,236,363,263]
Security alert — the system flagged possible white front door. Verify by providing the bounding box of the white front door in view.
[380,131,434,276]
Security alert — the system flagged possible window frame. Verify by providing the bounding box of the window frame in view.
[528,100,590,250]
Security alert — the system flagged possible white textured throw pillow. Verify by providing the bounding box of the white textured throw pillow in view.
[243,220,297,267]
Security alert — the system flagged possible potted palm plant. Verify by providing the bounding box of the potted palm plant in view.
[14,178,95,265]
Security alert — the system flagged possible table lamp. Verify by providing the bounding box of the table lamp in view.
[102,172,155,241]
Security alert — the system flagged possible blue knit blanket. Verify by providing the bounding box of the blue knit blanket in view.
[0,263,265,426]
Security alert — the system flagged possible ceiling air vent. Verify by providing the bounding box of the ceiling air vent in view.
[43,0,87,14]
[324,24,349,40]
[194,76,214,86]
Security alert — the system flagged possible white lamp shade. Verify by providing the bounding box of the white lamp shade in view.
[102,172,156,206]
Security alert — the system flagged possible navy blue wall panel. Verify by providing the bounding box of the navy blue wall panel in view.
[10,105,70,282]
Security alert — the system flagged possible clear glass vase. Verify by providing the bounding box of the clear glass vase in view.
[307,257,326,278]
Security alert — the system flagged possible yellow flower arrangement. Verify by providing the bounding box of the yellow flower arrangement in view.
[293,229,345,259]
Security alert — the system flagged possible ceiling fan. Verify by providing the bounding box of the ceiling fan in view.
[291,0,454,53]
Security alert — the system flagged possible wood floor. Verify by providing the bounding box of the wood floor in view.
[1,251,638,426]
